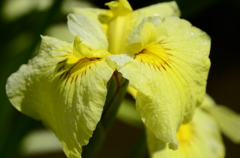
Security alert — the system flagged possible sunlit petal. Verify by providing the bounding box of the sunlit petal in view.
[117,16,210,147]
[6,36,114,158]
[67,14,108,50]
[71,8,112,35]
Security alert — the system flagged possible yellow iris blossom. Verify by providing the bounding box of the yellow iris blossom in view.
[6,0,210,157]
[74,0,210,149]
[148,94,240,158]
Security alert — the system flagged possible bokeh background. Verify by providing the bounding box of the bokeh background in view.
[0,0,240,158]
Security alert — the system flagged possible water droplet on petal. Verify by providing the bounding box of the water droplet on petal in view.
[191,32,194,36]
[151,60,154,63]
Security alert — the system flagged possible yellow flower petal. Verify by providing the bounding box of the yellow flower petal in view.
[117,16,210,147]
[135,1,180,18]
[204,105,240,144]
[201,94,216,108]
[67,14,108,50]
[72,1,181,56]
[147,108,225,158]
[201,95,240,143]
[105,0,132,16]
[73,35,110,58]
[127,86,137,99]
[71,8,112,35]
[132,1,180,29]
[6,36,114,158]
[106,0,133,54]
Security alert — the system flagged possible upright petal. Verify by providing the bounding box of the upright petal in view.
[147,108,225,158]
[106,0,133,54]
[71,8,112,35]
[6,36,114,158]
[132,1,180,30]
[68,14,108,50]
[116,16,210,147]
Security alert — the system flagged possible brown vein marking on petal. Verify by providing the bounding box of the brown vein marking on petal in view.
[134,42,172,70]
[56,56,100,85]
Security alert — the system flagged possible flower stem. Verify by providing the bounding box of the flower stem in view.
[82,71,128,158]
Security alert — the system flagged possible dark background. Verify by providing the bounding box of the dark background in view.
[0,0,239,157]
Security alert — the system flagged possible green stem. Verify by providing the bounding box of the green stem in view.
[82,72,128,158]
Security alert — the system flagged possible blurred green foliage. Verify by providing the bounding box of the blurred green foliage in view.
[0,0,240,158]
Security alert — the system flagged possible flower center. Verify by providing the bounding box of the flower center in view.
[135,42,170,70]
[57,54,100,84]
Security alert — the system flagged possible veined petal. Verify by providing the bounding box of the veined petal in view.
[117,16,210,147]
[147,108,225,158]
[156,16,211,107]
[67,14,108,50]
[6,36,114,158]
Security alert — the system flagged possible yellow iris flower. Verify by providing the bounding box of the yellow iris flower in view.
[148,94,240,158]
[6,0,210,157]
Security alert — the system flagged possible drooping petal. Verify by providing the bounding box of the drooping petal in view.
[116,16,210,147]
[67,14,108,50]
[147,108,225,158]
[6,36,114,158]
[156,16,211,107]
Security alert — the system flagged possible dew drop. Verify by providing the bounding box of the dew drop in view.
[154,13,159,16]
[151,59,154,63]
[191,32,194,36]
